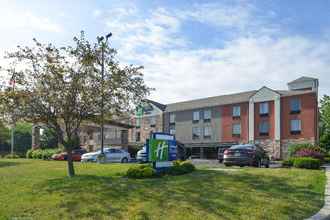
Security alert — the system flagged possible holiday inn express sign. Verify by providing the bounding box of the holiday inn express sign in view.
[147,133,177,168]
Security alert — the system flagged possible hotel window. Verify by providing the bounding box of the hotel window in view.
[259,121,269,136]
[192,127,201,139]
[290,119,301,135]
[290,98,301,114]
[150,116,156,127]
[136,118,141,128]
[136,131,141,142]
[232,123,241,136]
[232,106,241,118]
[204,126,212,138]
[259,102,269,116]
[203,110,211,122]
[169,124,176,135]
[193,111,200,123]
[169,113,176,124]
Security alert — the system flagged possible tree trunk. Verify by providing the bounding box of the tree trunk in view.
[66,150,75,177]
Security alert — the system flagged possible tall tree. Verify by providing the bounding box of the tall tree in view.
[0,32,151,177]
[320,95,330,150]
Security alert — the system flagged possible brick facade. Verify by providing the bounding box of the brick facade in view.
[221,103,249,143]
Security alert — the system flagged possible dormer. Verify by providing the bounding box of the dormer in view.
[287,76,318,92]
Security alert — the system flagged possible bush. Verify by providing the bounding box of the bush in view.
[127,165,156,179]
[4,153,20,159]
[288,143,315,157]
[282,158,295,167]
[295,148,324,160]
[168,160,195,175]
[27,148,61,160]
[293,157,321,169]
[324,156,330,164]
[26,149,33,159]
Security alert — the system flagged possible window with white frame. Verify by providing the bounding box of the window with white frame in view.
[193,111,200,122]
[204,126,212,138]
[290,119,301,134]
[290,98,301,113]
[232,123,241,136]
[150,116,156,127]
[169,124,176,135]
[259,121,269,135]
[232,106,241,117]
[192,127,201,139]
[136,118,141,128]
[136,131,141,142]
[259,102,269,115]
[169,113,176,124]
[203,110,211,122]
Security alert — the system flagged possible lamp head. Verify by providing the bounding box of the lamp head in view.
[106,32,112,40]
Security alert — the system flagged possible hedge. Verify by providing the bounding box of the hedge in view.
[26,149,61,160]
[168,160,195,175]
[127,164,156,178]
[126,161,196,178]
[293,157,321,169]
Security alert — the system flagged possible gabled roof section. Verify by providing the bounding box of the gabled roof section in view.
[144,99,166,111]
[288,76,318,85]
[249,86,280,102]
[165,90,257,112]
[249,86,280,98]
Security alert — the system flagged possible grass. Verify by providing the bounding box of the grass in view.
[0,159,326,220]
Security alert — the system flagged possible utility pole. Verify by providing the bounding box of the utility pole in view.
[97,33,112,156]
[9,73,16,155]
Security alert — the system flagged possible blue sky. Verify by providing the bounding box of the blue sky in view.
[1,0,330,103]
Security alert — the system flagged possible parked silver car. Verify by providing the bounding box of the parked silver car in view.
[81,147,130,163]
[104,148,130,163]
[136,145,147,163]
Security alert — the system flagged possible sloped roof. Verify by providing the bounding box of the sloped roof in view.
[288,76,318,84]
[164,89,315,112]
[276,89,315,97]
[144,99,167,111]
[165,90,257,112]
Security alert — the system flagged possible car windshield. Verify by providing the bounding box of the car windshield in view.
[230,145,255,150]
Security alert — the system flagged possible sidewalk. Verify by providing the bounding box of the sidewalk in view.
[307,165,330,220]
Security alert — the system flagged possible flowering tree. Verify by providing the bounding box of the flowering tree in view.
[0,32,151,177]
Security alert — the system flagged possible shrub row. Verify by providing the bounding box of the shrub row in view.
[283,157,321,169]
[126,161,196,179]
[26,149,61,160]
[288,143,325,157]
[127,164,156,178]
[168,160,195,175]
[3,153,20,159]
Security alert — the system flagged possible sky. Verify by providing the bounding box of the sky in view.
[0,0,330,104]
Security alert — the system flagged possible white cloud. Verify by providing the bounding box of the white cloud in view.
[141,36,330,103]
[98,2,330,103]
[0,3,63,33]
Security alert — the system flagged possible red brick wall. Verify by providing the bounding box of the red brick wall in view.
[254,101,275,139]
[281,93,317,139]
[221,102,249,143]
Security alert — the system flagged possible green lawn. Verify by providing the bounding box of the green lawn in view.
[0,159,326,220]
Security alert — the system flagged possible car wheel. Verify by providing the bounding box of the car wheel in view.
[224,164,231,167]
[265,162,270,168]
[121,157,128,163]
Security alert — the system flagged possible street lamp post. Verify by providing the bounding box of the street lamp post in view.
[9,73,16,156]
[97,33,112,155]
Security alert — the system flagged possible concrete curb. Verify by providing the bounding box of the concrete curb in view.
[306,165,330,220]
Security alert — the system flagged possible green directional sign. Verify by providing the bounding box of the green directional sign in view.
[149,139,169,162]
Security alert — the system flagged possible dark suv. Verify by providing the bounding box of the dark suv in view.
[223,144,270,167]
